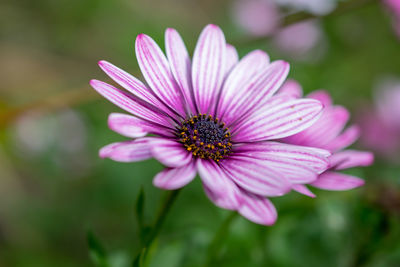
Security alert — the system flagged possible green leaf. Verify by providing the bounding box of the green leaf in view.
[132,248,146,267]
[87,230,109,267]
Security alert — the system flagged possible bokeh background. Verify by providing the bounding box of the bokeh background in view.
[1,0,400,266]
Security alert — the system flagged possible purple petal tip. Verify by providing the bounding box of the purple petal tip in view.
[207,24,218,28]
[89,79,98,86]
[136,33,146,41]
[99,149,108,158]
[365,152,375,165]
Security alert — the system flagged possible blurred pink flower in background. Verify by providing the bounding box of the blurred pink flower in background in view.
[13,109,91,175]
[384,0,400,38]
[232,0,327,60]
[279,80,374,197]
[358,79,400,158]
[14,109,87,155]
[233,0,280,36]
[15,112,59,155]
[273,21,323,60]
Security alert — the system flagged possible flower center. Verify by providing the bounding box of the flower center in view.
[178,114,232,162]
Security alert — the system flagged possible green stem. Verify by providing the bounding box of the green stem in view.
[205,212,239,266]
[145,189,181,248]
[134,189,181,266]
[233,0,379,47]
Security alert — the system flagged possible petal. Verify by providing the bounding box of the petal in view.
[153,162,196,190]
[330,150,374,170]
[262,94,294,107]
[238,190,277,226]
[235,141,330,173]
[307,90,332,107]
[224,44,239,78]
[246,61,291,109]
[235,151,318,184]
[220,60,289,126]
[203,184,240,210]
[192,24,226,115]
[108,113,172,138]
[135,34,186,116]
[311,171,365,191]
[263,158,317,184]
[197,159,240,210]
[292,184,316,198]
[98,61,159,106]
[278,79,303,99]
[221,155,291,197]
[326,125,360,152]
[283,105,350,149]
[99,138,151,162]
[149,138,193,168]
[165,28,196,114]
[233,99,323,142]
[90,80,172,128]
[216,49,270,120]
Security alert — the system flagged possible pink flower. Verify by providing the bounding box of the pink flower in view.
[279,80,374,197]
[384,0,400,38]
[90,25,330,225]
[358,79,400,157]
[232,0,280,36]
[273,21,323,60]
[376,80,400,130]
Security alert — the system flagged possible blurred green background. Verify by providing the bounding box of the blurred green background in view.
[0,0,400,266]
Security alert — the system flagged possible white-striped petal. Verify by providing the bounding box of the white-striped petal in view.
[192,24,226,115]
[222,60,289,126]
[108,113,172,138]
[283,105,350,148]
[233,99,323,142]
[149,138,192,168]
[98,61,159,106]
[216,50,270,121]
[292,184,316,198]
[90,80,172,128]
[307,90,332,107]
[326,125,360,152]
[165,28,196,114]
[234,141,330,173]
[330,150,374,170]
[99,138,151,162]
[221,155,291,197]
[153,162,196,190]
[224,44,239,78]
[278,79,303,99]
[311,171,365,191]
[200,160,241,210]
[238,190,277,225]
[135,34,186,117]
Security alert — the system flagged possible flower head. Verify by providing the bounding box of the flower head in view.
[91,25,331,225]
[280,80,374,197]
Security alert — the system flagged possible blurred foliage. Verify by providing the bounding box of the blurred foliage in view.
[0,0,399,266]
